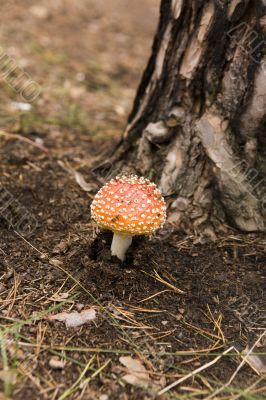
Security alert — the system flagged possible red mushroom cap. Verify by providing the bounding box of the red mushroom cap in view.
[91,175,166,235]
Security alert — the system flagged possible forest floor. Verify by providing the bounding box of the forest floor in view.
[0,1,265,399]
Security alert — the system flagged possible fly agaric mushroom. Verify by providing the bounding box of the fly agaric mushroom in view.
[90,175,166,261]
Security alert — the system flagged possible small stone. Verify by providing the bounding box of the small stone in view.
[30,6,49,19]
[76,72,85,82]
[99,395,108,400]
[76,303,84,311]
[114,105,126,116]
[49,357,65,370]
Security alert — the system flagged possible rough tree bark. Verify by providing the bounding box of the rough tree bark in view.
[111,0,266,236]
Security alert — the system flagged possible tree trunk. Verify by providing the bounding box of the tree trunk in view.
[111,0,266,235]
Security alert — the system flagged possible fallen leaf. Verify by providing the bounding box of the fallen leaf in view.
[242,346,266,374]
[52,239,69,254]
[73,170,95,192]
[69,86,86,99]
[49,356,66,370]
[57,160,96,192]
[50,292,70,302]
[0,369,17,385]
[49,258,63,267]
[48,308,96,327]
[10,101,31,111]
[119,356,150,388]
[29,5,49,19]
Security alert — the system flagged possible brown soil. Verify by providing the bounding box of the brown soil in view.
[0,1,265,399]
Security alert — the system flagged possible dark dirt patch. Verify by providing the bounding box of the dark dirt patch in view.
[0,144,265,399]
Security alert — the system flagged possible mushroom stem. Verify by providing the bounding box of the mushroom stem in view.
[111,233,132,261]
